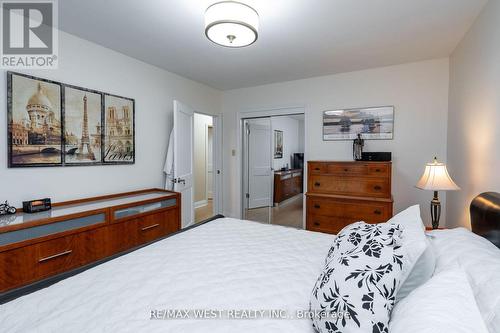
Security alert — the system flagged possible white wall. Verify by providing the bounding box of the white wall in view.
[222,59,450,227]
[271,116,303,170]
[447,0,500,228]
[193,113,213,204]
[298,119,305,153]
[0,31,221,206]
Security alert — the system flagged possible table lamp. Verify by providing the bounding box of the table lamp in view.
[416,157,460,229]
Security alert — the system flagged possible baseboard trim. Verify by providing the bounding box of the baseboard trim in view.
[194,200,208,208]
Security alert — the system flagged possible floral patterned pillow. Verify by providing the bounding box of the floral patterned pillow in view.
[310,222,406,333]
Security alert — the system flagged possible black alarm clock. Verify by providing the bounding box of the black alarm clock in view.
[23,198,52,213]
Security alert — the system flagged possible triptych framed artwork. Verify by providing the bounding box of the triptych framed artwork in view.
[7,72,135,167]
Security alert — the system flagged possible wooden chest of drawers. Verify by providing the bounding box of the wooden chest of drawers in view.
[306,161,393,234]
[0,189,180,295]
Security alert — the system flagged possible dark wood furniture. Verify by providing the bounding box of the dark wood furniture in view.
[471,192,500,248]
[306,161,393,234]
[273,169,303,205]
[0,189,180,293]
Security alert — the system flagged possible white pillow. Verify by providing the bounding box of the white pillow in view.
[387,205,434,301]
[395,237,435,301]
[429,227,500,333]
[311,222,407,333]
[389,266,489,333]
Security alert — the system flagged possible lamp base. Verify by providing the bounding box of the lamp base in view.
[430,191,441,230]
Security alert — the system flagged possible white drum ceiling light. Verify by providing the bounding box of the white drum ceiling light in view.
[205,1,259,48]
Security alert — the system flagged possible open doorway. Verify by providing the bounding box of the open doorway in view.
[168,100,223,228]
[194,113,215,223]
[242,113,305,228]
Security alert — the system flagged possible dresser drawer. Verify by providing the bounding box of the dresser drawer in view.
[309,175,391,198]
[137,213,168,244]
[307,196,392,223]
[307,215,354,234]
[108,210,179,251]
[0,246,36,291]
[326,163,390,178]
[35,234,82,279]
[309,162,327,174]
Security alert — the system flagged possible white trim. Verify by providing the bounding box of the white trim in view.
[205,123,210,201]
[191,112,223,218]
[212,115,223,216]
[194,200,208,208]
[206,125,214,199]
[237,106,307,226]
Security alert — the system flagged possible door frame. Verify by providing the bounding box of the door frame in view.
[237,106,307,226]
[206,125,214,200]
[192,111,223,217]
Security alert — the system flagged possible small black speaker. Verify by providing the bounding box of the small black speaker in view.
[361,152,392,162]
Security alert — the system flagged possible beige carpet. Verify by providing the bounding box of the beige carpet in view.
[245,194,304,229]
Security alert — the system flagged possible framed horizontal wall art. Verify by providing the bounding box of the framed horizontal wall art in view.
[322,106,394,141]
[7,72,135,168]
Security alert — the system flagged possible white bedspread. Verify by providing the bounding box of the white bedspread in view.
[0,218,334,333]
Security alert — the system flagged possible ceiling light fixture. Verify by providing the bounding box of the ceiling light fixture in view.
[205,1,259,48]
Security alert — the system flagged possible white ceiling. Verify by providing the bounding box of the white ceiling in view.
[59,0,487,90]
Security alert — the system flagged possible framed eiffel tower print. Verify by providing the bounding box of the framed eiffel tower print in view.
[63,86,103,165]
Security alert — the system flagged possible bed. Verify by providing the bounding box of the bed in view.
[1,192,499,332]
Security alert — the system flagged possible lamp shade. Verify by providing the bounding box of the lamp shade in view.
[205,1,259,47]
[416,158,460,191]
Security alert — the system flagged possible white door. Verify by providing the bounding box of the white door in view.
[248,121,272,209]
[173,100,194,228]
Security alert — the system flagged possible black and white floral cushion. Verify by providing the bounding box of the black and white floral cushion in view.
[310,222,406,333]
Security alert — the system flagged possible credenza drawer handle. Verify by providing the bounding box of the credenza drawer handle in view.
[314,182,321,187]
[314,167,320,171]
[141,223,160,231]
[374,210,382,215]
[313,222,320,226]
[374,185,382,191]
[38,250,72,263]
[314,204,321,209]
[344,168,348,172]
[375,169,381,172]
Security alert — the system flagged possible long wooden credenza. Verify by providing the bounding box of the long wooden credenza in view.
[0,189,180,293]
[273,169,303,205]
[306,161,393,234]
